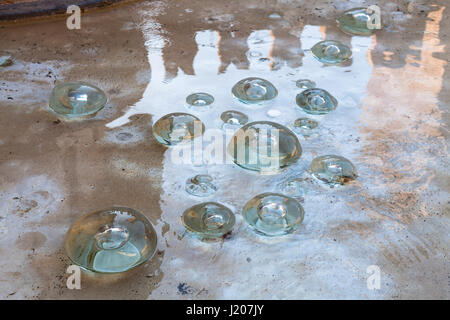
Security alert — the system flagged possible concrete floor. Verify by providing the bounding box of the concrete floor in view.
[0,0,448,299]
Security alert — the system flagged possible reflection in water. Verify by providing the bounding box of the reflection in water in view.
[219,29,252,73]
[350,5,449,299]
[247,30,274,70]
[108,21,373,128]
[359,5,447,213]
[106,1,448,299]
[272,28,304,70]
[108,18,374,299]
[193,30,221,75]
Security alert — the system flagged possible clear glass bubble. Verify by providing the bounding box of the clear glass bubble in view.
[65,206,157,273]
[242,193,304,236]
[311,40,352,65]
[182,202,235,239]
[220,110,249,126]
[296,79,316,89]
[293,118,319,136]
[186,92,214,110]
[337,7,382,36]
[232,77,278,104]
[185,174,218,197]
[310,155,357,185]
[49,82,107,118]
[296,88,338,115]
[227,121,302,174]
[0,55,13,67]
[152,112,205,146]
[278,177,307,199]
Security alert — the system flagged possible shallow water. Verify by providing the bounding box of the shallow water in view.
[105,0,450,300]
[123,15,374,298]
[0,0,449,300]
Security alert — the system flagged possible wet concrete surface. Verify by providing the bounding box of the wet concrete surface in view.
[0,0,449,299]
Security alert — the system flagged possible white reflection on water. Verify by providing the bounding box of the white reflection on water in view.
[101,1,450,299]
[247,30,274,71]
[194,30,221,75]
[107,22,382,299]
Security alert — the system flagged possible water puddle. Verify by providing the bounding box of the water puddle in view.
[85,1,447,299]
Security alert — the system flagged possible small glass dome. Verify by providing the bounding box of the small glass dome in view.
[296,88,338,115]
[182,202,235,239]
[311,40,352,65]
[49,81,107,117]
[152,112,205,146]
[227,121,302,174]
[232,77,278,104]
[337,7,383,36]
[242,193,305,236]
[310,155,357,185]
[186,92,214,111]
[65,206,157,274]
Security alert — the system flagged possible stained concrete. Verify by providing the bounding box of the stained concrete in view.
[0,0,449,299]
